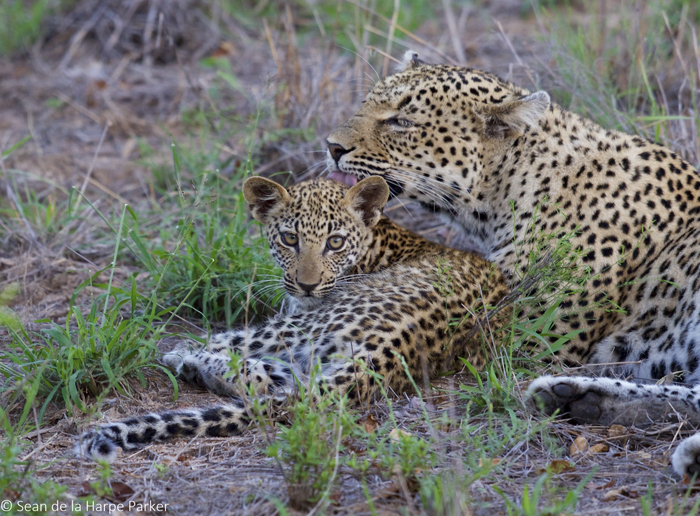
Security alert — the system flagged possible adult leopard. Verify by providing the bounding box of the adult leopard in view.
[76,176,508,461]
[326,52,700,477]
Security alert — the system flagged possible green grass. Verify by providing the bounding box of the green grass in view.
[0,368,129,516]
[258,359,573,513]
[0,422,67,516]
[224,0,435,55]
[535,0,700,166]
[130,150,284,327]
[0,260,178,419]
[0,130,287,418]
[0,0,64,55]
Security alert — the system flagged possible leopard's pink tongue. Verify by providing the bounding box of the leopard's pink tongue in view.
[329,171,358,187]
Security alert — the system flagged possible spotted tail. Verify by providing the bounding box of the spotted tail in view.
[74,401,251,462]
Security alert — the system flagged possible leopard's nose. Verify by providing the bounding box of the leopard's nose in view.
[327,142,351,164]
[297,280,321,294]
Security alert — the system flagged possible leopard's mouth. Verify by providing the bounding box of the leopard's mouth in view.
[330,169,407,197]
[329,171,358,187]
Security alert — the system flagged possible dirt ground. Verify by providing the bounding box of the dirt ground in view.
[2,0,700,514]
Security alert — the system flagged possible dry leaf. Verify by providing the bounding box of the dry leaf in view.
[109,481,135,503]
[570,436,589,456]
[536,460,575,475]
[78,482,93,497]
[478,457,502,468]
[210,41,237,57]
[374,481,400,500]
[632,451,651,461]
[389,428,411,441]
[2,488,20,501]
[589,443,609,454]
[359,414,378,433]
[680,475,700,492]
[607,424,627,442]
[586,479,615,490]
[79,481,135,503]
[602,486,638,501]
[599,479,615,489]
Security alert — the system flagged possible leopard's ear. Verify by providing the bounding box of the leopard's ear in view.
[479,91,550,139]
[243,177,291,224]
[397,50,427,72]
[345,176,390,228]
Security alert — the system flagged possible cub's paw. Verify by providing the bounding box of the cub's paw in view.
[526,376,613,425]
[161,342,197,374]
[672,434,700,479]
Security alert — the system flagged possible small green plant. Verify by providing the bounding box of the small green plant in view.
[378,428,434,483]
[494,470,593,516]
[265,386,346,510]
[88,461,114,499]
[451,199,600,413]
[153,462,169,478]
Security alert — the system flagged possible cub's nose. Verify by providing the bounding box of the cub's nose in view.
[297,280,321,294]
[327,142,351,164]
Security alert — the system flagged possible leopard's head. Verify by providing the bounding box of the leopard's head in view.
[326,53,550,212]
[243,176,389,308]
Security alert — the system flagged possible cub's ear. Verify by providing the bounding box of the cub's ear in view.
[480,91,550,139]
[243,177,291,224]
[345,176,390,228]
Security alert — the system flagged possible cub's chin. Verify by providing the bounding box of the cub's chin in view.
[279,295,326,315]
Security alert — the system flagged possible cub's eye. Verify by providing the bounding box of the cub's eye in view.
[281,232,298,247]
[386,117,414,128]
[327,235,345,251]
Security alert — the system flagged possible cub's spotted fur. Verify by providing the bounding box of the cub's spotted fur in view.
[326,53,700,477]
[76,177,508,461]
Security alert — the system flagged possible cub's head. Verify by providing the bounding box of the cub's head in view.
[326,53,550,209]
[243,176,389,307]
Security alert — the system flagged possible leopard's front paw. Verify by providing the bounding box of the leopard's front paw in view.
[672,434,700,479]
[527,376,605,425]
[161,342,197,374]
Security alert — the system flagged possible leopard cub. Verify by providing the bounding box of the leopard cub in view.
[75,176,508,462]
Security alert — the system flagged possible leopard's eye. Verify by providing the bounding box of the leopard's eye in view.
[327,235,345,251]
[281,232,298,247]
[385,117,414,128]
